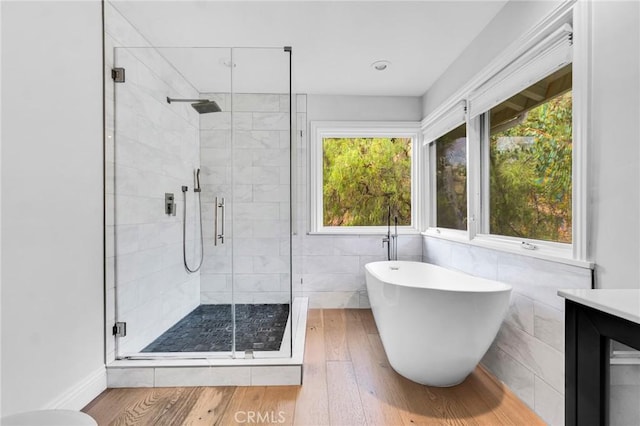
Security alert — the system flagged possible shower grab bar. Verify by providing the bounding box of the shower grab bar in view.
[214,197,225,245]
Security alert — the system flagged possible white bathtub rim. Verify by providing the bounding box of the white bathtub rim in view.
[365,260,512,293]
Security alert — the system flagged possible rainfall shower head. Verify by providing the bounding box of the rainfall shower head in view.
[166,97,222,114]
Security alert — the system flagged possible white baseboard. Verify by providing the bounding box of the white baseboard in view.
[44,366,107,411]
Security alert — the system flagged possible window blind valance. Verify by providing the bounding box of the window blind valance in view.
[467,23,573,118]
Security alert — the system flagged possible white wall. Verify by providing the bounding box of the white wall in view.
[300,95,423,308]
[310,95,423,122]
[589,0,640,290]
[1,0,104,416]
[421,0,562,116]
[589,3,640,424]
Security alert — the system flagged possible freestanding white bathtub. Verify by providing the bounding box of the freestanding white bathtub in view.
[365,261,511,387]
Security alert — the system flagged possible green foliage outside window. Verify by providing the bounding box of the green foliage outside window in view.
[436,124,467,230]
[323,137,412,226]
[490,91,573,243]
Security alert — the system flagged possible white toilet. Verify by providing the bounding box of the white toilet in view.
[1,410,97,426]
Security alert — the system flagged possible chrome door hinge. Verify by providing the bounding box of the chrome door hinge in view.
[113,322,127,337]
[111,67,125,83]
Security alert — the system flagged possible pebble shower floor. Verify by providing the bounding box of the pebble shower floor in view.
[141,304,290,352]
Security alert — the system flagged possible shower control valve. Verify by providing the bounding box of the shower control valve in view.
[165,193,176,216]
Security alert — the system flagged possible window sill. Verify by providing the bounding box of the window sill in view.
[421,229,594,270]
[423,227,468,242]
[309,226,421,236]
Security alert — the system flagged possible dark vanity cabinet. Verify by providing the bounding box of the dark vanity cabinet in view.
[561,290,640,426]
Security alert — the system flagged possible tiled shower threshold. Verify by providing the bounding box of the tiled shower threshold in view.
[106,297,307,387]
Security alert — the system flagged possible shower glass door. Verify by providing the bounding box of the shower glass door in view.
[229,48,292,358]
[110,46,292,359]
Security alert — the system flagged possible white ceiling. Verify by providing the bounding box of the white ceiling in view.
[112,1,508,96]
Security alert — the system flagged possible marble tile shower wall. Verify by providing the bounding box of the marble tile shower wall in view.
[297,234,423,308]
[199,93,293,305]
[423,236,592,425]
[104,3,201,359]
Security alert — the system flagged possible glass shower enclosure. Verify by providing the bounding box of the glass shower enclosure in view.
[107,46,294,359]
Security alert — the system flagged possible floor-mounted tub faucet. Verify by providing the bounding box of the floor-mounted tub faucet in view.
[382,206,398,261]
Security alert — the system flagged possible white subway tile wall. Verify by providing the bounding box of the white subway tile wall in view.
[534,375,564,425]
[199,92,292,305]
[105,3,200,358]
[424,236,592,425]
[481,344,535,407]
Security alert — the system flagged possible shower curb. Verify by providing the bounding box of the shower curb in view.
[106,298,307,388]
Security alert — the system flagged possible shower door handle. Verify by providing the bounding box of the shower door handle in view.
[219,197,225,244]
[214,197,225,245]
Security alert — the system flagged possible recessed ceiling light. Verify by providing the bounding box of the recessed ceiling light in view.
[372,60,391,71]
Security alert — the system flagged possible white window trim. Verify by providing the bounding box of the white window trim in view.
[467,23,573,118]
[571,0,590,262]
[422,100,469,237]
[424,120,470,239]
[422,101,467,145]
[420,1,592,268]
[309,121,422,235]
[423,229,592,269]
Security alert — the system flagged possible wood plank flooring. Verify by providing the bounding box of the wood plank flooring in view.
[83,309,545,425]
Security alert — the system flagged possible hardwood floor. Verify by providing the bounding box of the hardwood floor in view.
[83,309,545,425]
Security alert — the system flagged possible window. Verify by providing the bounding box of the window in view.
[310,122,421,233]
[421,16,586,263]
[485,64,572,243]
[323,137,412,226]
[435,123,467,230]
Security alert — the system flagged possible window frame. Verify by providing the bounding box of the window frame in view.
[421,1,591,268]
[425,120,469,240]
[309,121,422,235]
[476,93,574,254]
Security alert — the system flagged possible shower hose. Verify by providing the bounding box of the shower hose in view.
[182,188,204,273]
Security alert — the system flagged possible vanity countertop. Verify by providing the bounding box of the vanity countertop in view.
[558,289,640,325]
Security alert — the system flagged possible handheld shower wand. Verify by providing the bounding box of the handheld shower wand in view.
[194,168,201,192]
[182,168,204,273]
